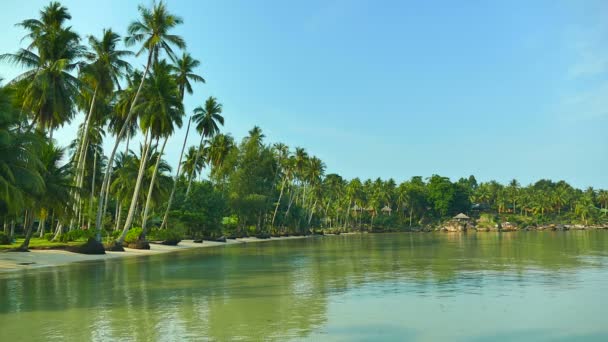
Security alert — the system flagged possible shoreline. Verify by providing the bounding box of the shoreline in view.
[0,236,310,274]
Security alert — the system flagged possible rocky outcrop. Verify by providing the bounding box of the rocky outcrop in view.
[441,221,468,232]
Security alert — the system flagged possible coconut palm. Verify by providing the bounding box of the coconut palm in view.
[157,53,205,229]
[74,29,132,197]
[0,2,82,136]
[127,60,183,241]
[173,52,205,100]
[96,0,185,241]
[186,96,224,196]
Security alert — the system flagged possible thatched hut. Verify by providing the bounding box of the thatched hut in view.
[453,213,470,222]
[381,205,393,215]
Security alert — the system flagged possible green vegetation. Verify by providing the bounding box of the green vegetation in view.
[1,1,607,254]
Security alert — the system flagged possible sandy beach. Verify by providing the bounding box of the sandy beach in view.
[0,236,310,273]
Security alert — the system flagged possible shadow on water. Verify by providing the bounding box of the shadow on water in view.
[0,231,607,341]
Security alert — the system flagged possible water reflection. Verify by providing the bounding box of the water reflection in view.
[0,231,607,341]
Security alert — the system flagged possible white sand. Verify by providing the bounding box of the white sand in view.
[0,236,309,273]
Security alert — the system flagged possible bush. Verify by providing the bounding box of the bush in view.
[64,229,94,242]
[0,233,11,245]
[43,232,54,241]
[125,227,143,244]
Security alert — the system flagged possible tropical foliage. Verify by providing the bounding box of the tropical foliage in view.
[1,2,606,251]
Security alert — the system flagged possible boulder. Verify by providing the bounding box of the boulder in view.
[128,239,150,250]
[215,236,227,243]
[70,238,105,255]
[442,220,467,232]
[105,241,125,252]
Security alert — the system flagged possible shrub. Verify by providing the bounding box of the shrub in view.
[125,227,143,244]
[64,229,94,242]
[43,232,54,241]
[0,233,11,245]
[149,229,182,245]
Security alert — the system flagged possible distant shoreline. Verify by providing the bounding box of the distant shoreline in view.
[0,236,310,274]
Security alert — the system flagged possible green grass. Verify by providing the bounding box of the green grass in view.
[0,238,82,251]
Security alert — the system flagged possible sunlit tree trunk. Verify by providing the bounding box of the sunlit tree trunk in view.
[95,51,153,242]
[38,212,46,238]
[114,204,122,231]
[141,136,168,239]
[271,177,287,228]
[87,150,98,229]
[186,133,205,197]
[117,129,152,244]
[161,117,191,229]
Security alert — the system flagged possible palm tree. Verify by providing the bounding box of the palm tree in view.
[0,1,82,135]
[157,53,205,229]
[173,52,205,99]
[186,96,224,196]
[95,0,185,241]
[133,60,183,241]
[0,82,44,221]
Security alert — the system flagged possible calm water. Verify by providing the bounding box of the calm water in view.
[1,232,608,341]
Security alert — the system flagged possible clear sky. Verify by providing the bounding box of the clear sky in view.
[1,0,607,188]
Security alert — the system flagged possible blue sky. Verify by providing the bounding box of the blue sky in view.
[1,0,607,188]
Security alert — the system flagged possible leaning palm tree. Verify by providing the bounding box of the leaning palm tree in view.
[95,0,185,242]
[158,53,205,229]
[185,96,224,196]
[116,60,183,244]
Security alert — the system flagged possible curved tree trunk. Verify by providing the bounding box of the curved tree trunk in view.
[141,136,168,239]
[87,150,98,229]
[18,210,35,251]
[271,177,287,228]
[38,213,46,238]
[160,117,191,229]
[116,129,152,244]
[185,133,205,197]
[95,51,153,242]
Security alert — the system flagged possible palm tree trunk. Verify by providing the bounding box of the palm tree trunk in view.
[186,133,205,197]
[407,208,411,227]
[3,219,7,235]
[38,213,46,238]
[101,170,112,223]
[160,117,191,229]
[18,210,35,251]
[271,177,287,227]
[117,129,152,244]
[87,150,98,229]
[115,204,122,231]
[141,136,168,239]
[10,219,15,238]
[95,51,153,242]
[52,221,63,242]
[72,88,98,225]
[307,199,317,226]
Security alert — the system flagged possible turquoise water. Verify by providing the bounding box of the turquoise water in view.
[1,231,607,341]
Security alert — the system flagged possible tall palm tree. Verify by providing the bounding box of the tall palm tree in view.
[186,96,224,196]
[95,0,185,241]
[123,60,183,242]
[158,53,205,229]
[0,1,82,135]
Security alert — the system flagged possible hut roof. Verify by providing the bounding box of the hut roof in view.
[453,213,470,219]
[381,205,392,212]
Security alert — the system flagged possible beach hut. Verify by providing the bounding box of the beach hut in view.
[381,205,393,215]
[453,213,470,222]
